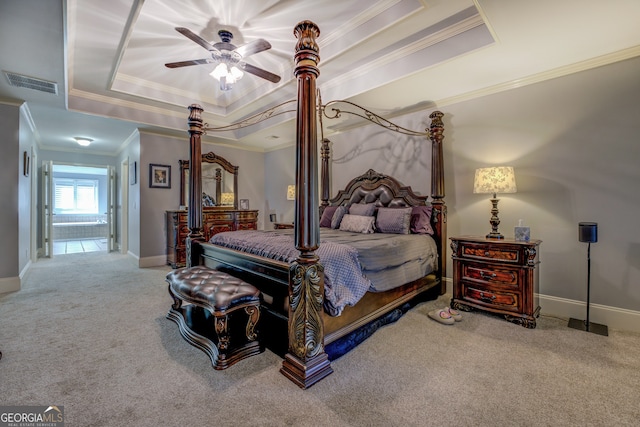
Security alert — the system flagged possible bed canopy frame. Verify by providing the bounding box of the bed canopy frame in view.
[183,21,446,388]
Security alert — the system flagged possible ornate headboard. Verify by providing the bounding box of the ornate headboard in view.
[329,169,428,208]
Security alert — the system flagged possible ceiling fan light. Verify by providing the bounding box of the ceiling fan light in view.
[210,63,228,81]
[230,66,244,80]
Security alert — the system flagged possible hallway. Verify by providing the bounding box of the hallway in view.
[53,239,108,255]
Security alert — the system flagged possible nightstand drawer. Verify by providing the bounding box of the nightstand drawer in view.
[463,284,520,312]
[462,263,519,288]
[460,242,520,264]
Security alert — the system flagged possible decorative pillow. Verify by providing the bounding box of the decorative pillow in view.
[339,214,375,234]
[348,202,376,217]
[331,205,347,229]
[410,205,434,235]
[319,206,338,228]
[376,207,412,234]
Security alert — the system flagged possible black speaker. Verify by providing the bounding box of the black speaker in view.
[578,222,597,243]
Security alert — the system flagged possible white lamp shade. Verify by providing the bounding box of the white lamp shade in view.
[473,166,517,194]
[287,185,296,200]
[220,192,234,205]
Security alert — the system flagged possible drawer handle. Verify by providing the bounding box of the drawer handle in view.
[479,292,496,303]
[484,251,490,257]
[480,271,497,281]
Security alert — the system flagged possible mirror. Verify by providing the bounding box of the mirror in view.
[179,152,239,210]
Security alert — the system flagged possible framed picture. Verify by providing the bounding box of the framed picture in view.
[240,199,249,210]
[149,164,171,188]
[130,161,137,185]
[23,151,30,177]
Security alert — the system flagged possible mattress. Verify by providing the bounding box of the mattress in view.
[209,228,438,316]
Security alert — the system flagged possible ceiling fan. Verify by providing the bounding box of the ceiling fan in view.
[165,27,281,91]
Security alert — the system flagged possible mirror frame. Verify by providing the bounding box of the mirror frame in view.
[179,152,239,210]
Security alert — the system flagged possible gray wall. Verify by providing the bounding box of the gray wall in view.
[264,146,296,224]
[0,103,20,279]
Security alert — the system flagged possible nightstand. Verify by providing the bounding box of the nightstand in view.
[273,222,294,229]
[450,236,541,328]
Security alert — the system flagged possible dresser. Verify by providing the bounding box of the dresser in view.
[450,236,541,328]
[273,222,294,229]
[166,209,258,268]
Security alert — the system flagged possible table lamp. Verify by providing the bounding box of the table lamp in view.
[474,166,517,239]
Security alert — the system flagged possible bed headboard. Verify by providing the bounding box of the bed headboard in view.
[329,169,428,208]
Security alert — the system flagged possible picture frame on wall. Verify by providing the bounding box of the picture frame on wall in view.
[149,164,171,188]
[130,161,137,185]
[23,151,30,177]
[240,199,249,210]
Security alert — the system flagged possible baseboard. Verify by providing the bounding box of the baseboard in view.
[138,255,167,268]
[538,294,640,334]
[0,276,20,294]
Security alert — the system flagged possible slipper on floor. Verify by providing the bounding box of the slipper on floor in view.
[428,308,455,325]
[446,307,463,322]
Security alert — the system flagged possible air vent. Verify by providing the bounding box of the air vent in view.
[4,71,58,95]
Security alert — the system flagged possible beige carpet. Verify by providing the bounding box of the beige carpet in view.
[1,251,639,426]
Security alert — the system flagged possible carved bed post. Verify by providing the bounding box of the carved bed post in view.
[280,20,333,389]
[186,104,205,267]
[320,138,331,211]
[429,111,447,293]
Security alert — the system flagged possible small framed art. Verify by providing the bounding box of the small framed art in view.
[23,151,30,177]
[149,164,171,188]
[240,199,249,210]
[130,161,137,185]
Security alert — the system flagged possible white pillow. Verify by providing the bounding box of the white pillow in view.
[339,214,375,234]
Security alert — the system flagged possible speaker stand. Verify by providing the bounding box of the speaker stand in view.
[568,317,608,336]
[568,242,608,336]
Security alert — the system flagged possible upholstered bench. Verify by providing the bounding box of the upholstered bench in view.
[166,266,263,369]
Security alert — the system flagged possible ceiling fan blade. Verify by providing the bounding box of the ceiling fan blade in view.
[175,27,219,53]
[234,39,272,58]
[241,63,281,83]
[165,58,213,68]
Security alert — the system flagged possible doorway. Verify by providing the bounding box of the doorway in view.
[45,164,113,256]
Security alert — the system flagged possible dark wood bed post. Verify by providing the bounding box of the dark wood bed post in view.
[320,138,331,212]
[280,20,333,389]
[429,111,447,294]
[186,104,205,267]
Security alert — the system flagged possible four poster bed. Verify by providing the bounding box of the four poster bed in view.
[181,21,446,388]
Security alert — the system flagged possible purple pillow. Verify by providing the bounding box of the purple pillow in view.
[410,205,434,235]
[331,205,347,229]
[376,207,412,234]
[348,202,376,216]
[320,206,338,228]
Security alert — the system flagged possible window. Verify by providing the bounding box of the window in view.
[54,178,99,214]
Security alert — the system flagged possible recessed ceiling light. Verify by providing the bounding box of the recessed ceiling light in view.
[74,137,93,147]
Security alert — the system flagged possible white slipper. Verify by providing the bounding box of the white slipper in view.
[428,308,455,325]
[447,307,462,322]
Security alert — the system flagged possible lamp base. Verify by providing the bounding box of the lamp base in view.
[567,317,608,336]
[486,232,505,239]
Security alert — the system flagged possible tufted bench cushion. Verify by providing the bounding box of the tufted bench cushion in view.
[167,267,261,312]
[166,266,263,369]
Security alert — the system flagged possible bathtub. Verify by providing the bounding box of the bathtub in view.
[52,221,108,240]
